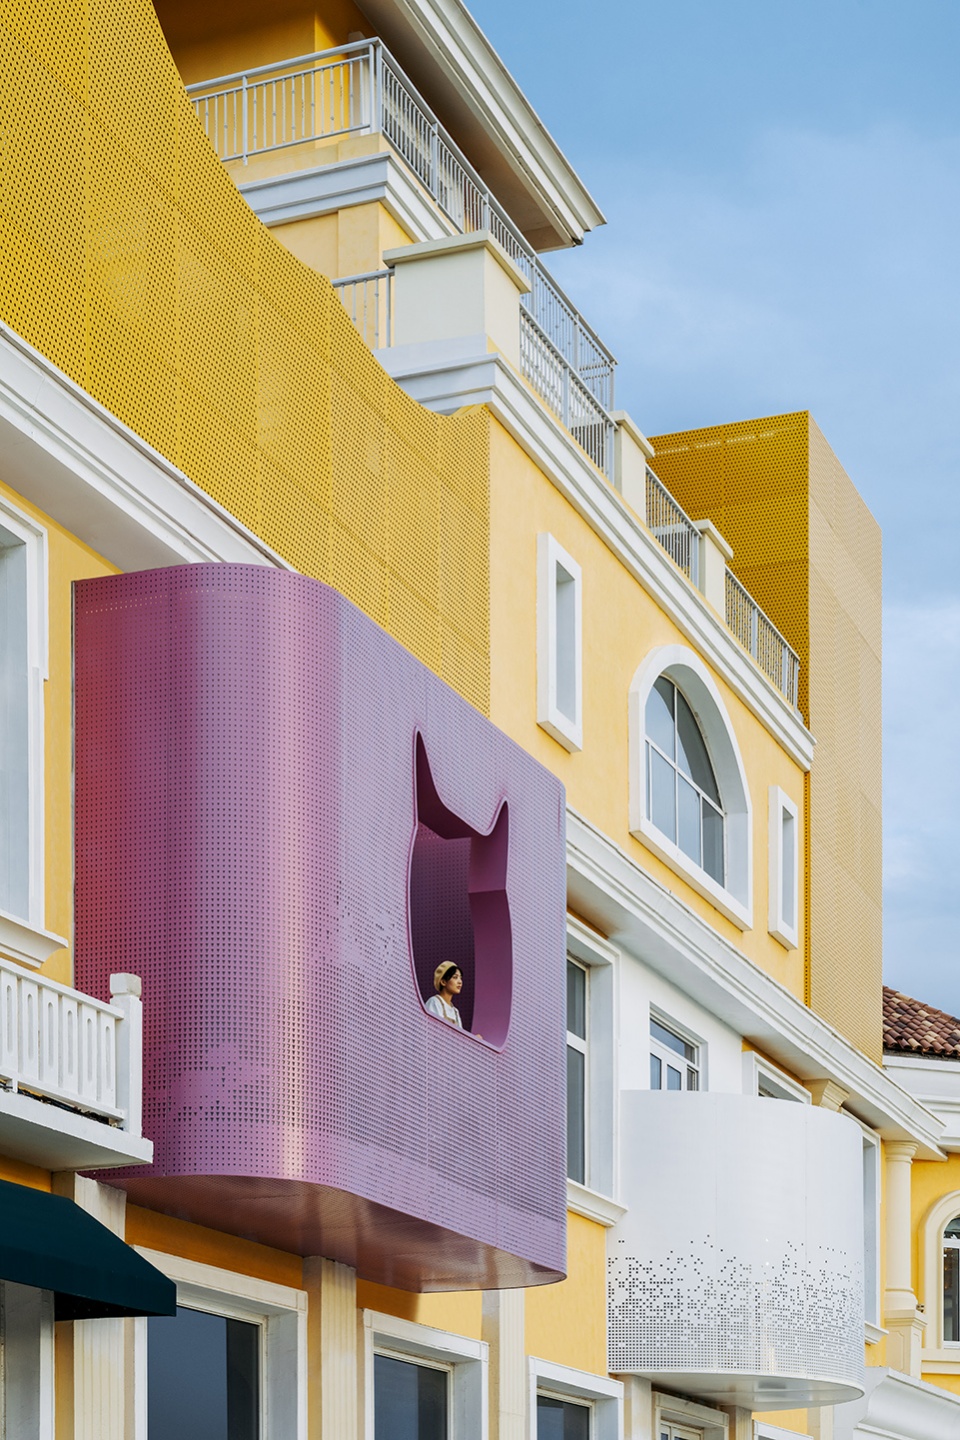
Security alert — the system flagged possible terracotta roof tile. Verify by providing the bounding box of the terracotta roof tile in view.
[883,985,960,1059]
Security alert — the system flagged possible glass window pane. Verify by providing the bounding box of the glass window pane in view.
[945,1244,960,1344]
[566,961,586,1041]
[666,1065,682,1091]
[646,677,675,759]
[702,800,724,885]
[677,775,701,867]
[148,1307,260,1440]
[781,808,796,929]
[650,1053,662,1089]
[945,1216,960,1237]
[375,1355,447,1440]
[650,1019,694,1062]
[567,1045,585,1185]
[537,1394,591,1440]
[649,748,677,841]
[675,690,720,803]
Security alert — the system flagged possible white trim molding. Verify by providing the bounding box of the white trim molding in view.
[566,915,620,1202]
[629,645,753,930]
[378,338,814,769]
[742,1049,811,1103]
[654,1390,728,1440]
[530,1357,623,1440]
[0,322,285,576]
[537,533,583,752]
[918,1187,960,1364]
[768,785,800,950]
[362,1309,488,1440]
[565,806,944,1158]
[566,1178,627,1228]
[884,1054,960,1152]
[833,1365,960,1440]
[133,1249,308,1440]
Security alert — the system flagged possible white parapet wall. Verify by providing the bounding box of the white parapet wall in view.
[609,1091,865,1410]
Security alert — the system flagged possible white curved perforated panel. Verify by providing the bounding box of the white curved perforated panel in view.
[609,1092,865,1409]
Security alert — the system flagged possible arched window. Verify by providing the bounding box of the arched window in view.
[629,646,753,929]
[945,1216,960,1343]
[645,676,724,885]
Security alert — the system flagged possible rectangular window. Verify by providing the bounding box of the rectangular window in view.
[861,1130,881,1329]
[148,1306,261,1439]
[768,787,799,949]
[0,526,30,922]
[537,1392,591,1439]
[537,534,583,752]
[650,1016,699,1092]
[566,959,587,1185]
[374,1352,448,1440]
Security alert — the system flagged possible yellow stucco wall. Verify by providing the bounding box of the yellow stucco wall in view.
[125,1204,304,1288]
[0,0,490,715]
[525,1212,607,1374]
[488,420,807,992]
[356,1280,484,1341]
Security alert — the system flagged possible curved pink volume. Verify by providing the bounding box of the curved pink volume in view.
[74,566,566,1291]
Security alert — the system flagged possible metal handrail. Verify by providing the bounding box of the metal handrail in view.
[725,570,800,707]
[519,309,616,478]
[645,466,701,589]
[332,269,393,349]
[187,39,615,411]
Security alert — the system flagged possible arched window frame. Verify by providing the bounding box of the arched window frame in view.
[629,645,753,930]
[920,1189,960,1359]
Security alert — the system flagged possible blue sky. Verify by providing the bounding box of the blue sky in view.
[470,0,960,1013]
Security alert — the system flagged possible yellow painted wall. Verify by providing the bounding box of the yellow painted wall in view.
[0,1154,51,1191]
[488,420,807,993]
[126,1203,304,1289]
[356,1280,484,1341]
[0,0,490,716]
[525,1212,607,1373]
[152,1,368,87]
[648,414,882,1058]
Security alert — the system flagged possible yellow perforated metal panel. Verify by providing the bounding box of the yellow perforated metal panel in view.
[649,413,882,1062]
[0,0,490,713]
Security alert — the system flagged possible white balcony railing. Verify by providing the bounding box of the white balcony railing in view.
[646,465,701,588]
[0,959,142,1135]
[726,570,800,708]
[186,40,616,414]
[332,269,393,350]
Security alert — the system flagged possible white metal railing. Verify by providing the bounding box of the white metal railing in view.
[725,571,800,707]
[645,466,701,588]
[0,961,143,1133]
[186,40,616,412]
[333,269,393,349]
[520,310,615,478]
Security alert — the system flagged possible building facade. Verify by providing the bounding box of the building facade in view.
[0,0,956,1437]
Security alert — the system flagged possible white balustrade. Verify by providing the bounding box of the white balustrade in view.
[0,958,142,1133]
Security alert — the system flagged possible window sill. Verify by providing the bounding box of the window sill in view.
[630,817,752,930]
[566,1179,626,1228]
[0,909,68,969]
[864,1322,887,1346]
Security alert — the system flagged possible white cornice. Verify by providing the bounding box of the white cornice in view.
[0,323,286,574]
[379,337,815,769]
[356,0,604,246]
[834,1367,960,1440]
[884,1055,960,1151]
[240,151,454,244]
[566,1179,627,1228]
[565,806,944,1157]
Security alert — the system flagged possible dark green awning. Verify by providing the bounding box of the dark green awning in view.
[0,1178,177,1320]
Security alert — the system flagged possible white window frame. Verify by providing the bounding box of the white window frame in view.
[537,533,582,752]
[857,1124,882,1336]
[362,1309,487,1440]
[0,497,62,967]
[649,1008,703,1093]
[919,1189,960,1365]
[133,1249,307,1440]
[566,954,589,1189]
[742,1051,811,1104]
[530,1357,622,1440]
[754,1425,812,1440]
[629,646,752,930]
[565,918,623,1224]
[768,786,799,950]
[654,1391,726,1440]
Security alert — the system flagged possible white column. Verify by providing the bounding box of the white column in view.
[1,1281,55,1440]
[52,1175,129,1440]
[621,1376,653,1440]
[110,972,143,1137]
[305,1257,358,1440]
[384,232,531,367]
[883,1141,926,1375]
[482,1289,526,1440]
[692,520,733,615]
[610,411,654,522]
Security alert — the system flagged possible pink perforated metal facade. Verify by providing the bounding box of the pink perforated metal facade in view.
[74,566,566,1291]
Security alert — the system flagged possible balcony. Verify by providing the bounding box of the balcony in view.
[74,565,567,1293]
[0,961,151,1169]
[609,1092,865,1409]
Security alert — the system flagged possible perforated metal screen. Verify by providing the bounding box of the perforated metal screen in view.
[0,0,490,714]
[74,566,566,1291]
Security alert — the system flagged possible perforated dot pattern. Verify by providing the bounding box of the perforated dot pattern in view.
[74,566,566,1292]
[0,0,490,713]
